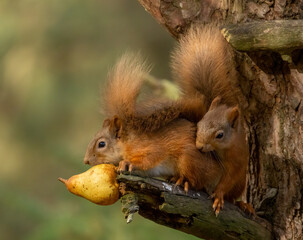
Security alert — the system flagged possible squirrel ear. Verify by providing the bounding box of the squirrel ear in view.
[111,116,123,139]
[102,118,111,128]
[209,96,222,111]
[227,106,240,128]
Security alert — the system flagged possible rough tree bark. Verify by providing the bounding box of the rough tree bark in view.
[118,1,303,239]
[118,174,272,240]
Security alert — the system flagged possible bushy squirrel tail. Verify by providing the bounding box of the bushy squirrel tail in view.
[171,24,239,108]
[103,53,150,119]
[103,53,205,134]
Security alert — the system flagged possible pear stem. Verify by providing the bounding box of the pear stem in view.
[58,177,67,184]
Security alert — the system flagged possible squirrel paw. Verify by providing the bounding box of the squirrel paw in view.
[235,201,256,216]
[174,177,189,194]
[117,160,134,174]
[211,192,224,216]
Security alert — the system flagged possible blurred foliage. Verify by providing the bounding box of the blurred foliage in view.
[0,0,197,239]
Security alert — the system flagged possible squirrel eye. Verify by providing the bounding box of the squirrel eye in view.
[216,132,224,139]
[98,141,106,148]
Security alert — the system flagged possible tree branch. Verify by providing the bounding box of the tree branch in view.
[221,20,303,53]
[118,174,272,240]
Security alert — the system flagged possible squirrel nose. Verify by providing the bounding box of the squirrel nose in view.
[196,141,204,150]
[84,158,90,165]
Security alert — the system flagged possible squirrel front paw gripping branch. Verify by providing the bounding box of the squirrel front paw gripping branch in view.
[83,25,252,215]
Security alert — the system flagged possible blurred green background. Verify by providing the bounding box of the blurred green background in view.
[0,1,197,239]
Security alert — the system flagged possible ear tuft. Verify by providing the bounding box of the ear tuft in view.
[209,96,222,111]
[102,118,111,127]
[227,106,240,128]
[111,116,123,138]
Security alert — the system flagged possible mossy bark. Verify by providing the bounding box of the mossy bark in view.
[221,20,303,53]
[118,175,272,240]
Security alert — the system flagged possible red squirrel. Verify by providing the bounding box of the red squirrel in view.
[171,25,253,215]
[84,53,222,194]
[84,24,253,215]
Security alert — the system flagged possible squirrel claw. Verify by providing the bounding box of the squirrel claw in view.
[128,164,133,173]
[171,177,183,191]
[173,177,189,194]
[184,181,189,194]
[175,177,184,186]
[215,209,219,217]
[117,160,133,174]
[211,192,224,216]
[172,177,183,192]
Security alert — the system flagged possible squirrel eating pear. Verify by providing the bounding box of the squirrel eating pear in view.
[58,164,119,205]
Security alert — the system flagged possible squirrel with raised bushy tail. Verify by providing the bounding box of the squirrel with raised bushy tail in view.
[84,24,253,215]
[172,25,253,215]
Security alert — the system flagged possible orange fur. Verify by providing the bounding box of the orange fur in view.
[118,119,222,192]
[172,25,251,215]
[85,25,251,216]
[84,53,219,194]
[102,53,150,118]
[171,25,240,108]
[102,53,205,135]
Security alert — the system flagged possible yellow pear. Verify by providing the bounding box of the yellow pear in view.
[58,164,119,205]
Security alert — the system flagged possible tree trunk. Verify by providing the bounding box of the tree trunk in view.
[121,1,303,239]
